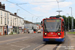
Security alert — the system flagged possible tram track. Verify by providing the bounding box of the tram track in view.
[34,41,62,50]
[53,42,61,50]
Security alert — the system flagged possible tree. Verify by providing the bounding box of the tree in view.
[57,15,75,30]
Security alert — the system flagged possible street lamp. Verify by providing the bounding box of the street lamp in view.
[56,0,62,15]
[67,13,69,31]
[36,17,38,24]
[17,9,20,14]
[69,7,73,31]
[32,16,33,23]
[57,10,62,15]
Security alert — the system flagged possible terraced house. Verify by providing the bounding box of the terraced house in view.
[0,2,24,35]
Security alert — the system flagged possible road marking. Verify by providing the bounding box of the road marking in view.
[10,44,23,47]
[6,41,20,44]
[0,37,27,43]
[6,35,41,45]
[20,47,26,50]
[20,45,30,50]
[39,44,57,50]
[56,44,63,50]
[33,44,44,50]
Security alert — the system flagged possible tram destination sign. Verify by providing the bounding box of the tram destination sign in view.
[46,20,55,22]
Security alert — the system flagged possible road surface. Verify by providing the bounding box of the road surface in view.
[0,33,73,50]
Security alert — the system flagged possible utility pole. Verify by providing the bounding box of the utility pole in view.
[17,9,20,34]
[69,7,73,31]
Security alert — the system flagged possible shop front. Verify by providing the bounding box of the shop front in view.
[4,26,8,35]
[13,26,17,34]
[19,27,22,34]
[0,26,2,35]
[22,27,24,33]
[8,26,13,35]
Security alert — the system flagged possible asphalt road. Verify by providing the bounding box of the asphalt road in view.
[0,33,71,50]
[0,33,44,50]
[57,35,71,50]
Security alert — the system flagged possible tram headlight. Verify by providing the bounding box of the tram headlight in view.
[58,33,61,35]
[44,33,47,35]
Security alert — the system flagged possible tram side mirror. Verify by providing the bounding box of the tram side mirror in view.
[62,21,64,24]
[62,26,64,28]
[41,21,42,24]
[41,25,43,27]
[41,21,43,27]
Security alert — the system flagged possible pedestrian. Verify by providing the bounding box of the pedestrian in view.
[33,29,36,33]
[4,30,7,35]
[27,29,29,34]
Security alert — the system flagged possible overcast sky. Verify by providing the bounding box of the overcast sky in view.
[0,0,75,23]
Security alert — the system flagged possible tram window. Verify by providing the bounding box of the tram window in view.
[62,21,64,24]
[62,26,64,32]
[62,26,64,28]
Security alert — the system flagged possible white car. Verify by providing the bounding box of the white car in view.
[28,29,34,33]
[37,29,41,33]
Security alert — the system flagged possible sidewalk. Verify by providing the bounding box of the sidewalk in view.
[0,33,30,37]
[67,33,75,50]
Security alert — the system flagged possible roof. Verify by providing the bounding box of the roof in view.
[24,20,33,24]
[0,8,9,12]
[0,8,24,19]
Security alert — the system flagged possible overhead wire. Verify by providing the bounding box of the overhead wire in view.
[6,0,36,16]
[6,0,65,17]
[13,0,65,5]
[16,1,57,5]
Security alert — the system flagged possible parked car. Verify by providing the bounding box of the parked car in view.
[70,29,75,32]
[37,29,41,33]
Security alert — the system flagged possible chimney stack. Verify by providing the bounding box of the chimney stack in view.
[0,2,2,8]
[0,2,5,9]
[2,4,5,9]
[0,2,1,6]
[14,13,17,15]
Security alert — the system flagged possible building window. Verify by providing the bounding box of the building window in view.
[10,20,12,26]
[1,17,2,24]
[0,27,2,32]
[17,19,18,26]
[5,18,6,25]
[7,13,9,24]
[8,18,9,24]
[15,18,16,26]
[11,16,12,26]
[13,22,14,26]
[0,11,2,24]
[1,11,2,16]
[5,13,6,17]
[5,13,6,25]
[13,18,14,26]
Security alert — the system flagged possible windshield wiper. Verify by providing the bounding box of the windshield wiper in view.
[44,23,49,32]
[55,26,61,32]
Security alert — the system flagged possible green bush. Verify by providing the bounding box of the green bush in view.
[9,32,13,35]
[68,32,75,34]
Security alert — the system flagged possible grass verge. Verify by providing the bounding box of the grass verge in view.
[67,32,75,34]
